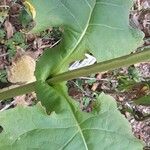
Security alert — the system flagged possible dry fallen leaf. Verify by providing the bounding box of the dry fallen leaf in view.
[14,95,28,106]
[14,92,36,106]
[7,54,36,83]
[91,73,102,91]
[4,20,14,39]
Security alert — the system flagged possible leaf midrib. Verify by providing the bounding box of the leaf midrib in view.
[53,1,96,74]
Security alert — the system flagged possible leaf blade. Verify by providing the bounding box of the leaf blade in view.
[0,83,142,150]
[0,88,143,149]
[31,0,143,80]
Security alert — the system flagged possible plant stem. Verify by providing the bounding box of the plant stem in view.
[0,48,150,100]
[0,82,36,100]
[47,48,150,84]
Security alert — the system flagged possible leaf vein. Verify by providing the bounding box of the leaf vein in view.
[96,1,123,7]
[89,23,125,30]
[57,0,83,31]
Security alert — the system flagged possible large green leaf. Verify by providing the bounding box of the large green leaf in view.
[0,92,143,149]
[27,0,144,80]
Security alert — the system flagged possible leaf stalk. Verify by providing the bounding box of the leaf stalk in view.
[0,48,150,100]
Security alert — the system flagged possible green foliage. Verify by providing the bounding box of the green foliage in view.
[40,27,62,40]
[19,8,35,31]
[117,75,137,91]
[128,66,142,82]
[117,66,143,91]
[0,29,5,40]
[134,95,150,106]
[0,70,7,83]
[12,32,26,45]
[0,30,27,61]
[0,93,143,149]
[82,97,91,108]
[0,0,146,149]
[5,32,26,60]
[0,10,8,26]
[5,39,16,60]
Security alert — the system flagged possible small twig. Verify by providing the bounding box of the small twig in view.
[0,100,15,112]
[71,80,92,97]
[71,81,86,94]
[77,77,96,80]
[50,39,62,48]
[78,77,117,82]
[137,0,141,11]
[40,44,53,49]
[0,53,9,57]
[40,39,61,49]
[0,5,9,8]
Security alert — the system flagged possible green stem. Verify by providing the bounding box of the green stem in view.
[0,48,150,100]
[0,82,36,100]
[48,48,150,84]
